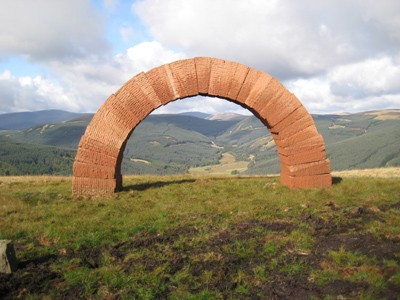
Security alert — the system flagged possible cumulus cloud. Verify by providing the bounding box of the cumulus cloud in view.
[154,96,250,115]
[0,41,187,114]
[0,70,78,113]
[286,55,400,113]
[0,0,109,61]
[329,56,400,97]
[115,41,186,75]
[1,0,400,115]
[133,0,400,79]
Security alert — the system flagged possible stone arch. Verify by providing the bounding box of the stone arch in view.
[72,57,332,194]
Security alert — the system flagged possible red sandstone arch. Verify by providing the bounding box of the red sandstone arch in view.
[72,57,332,194]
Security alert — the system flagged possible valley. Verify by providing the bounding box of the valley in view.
[0,109,399,176]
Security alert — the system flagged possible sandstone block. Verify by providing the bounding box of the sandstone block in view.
[132,72,162,108]
[114,87,155,123]
[85,106,132,149]
[77,136,120,158]
[270,105,310,133]
[236,68,263,104]
[281,173,332,189]
[72,177,117,195]
[284,134,325,149]
[281,159,331,177]
[273,114,316,140]
[145,66,175,104]
[227,62,250,100]
[279,145,327,166]
[115,72,164,122]
[276,136,325,156]
[194,57,212,94]
[86,106,124,136]
[74,148,118,168]
[73,162,116,179]
[207,59,249,100]
[208,58,228,97]
[98,95,141,130]
[259,93,302,127]
[274,126,319,148]
[243,72,273,109]
[0,240,17,274]
[168,58,198,98]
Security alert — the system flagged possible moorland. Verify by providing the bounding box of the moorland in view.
[1,172,400,299]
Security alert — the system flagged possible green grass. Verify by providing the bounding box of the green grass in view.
[0,175,400,299]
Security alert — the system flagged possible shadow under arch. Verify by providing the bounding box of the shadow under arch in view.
[72,57,332,195]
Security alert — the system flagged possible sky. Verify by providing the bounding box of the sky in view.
[0,0,399,115]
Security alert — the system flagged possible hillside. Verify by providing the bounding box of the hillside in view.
[0,136,75,176]
[0,110,85,130]
[0,109,399,176]
[315,112,400,170]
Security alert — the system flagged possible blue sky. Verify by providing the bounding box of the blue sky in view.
[0,0,399,115]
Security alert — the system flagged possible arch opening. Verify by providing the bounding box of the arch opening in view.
[120,96,276,177]
[72,57,332,195]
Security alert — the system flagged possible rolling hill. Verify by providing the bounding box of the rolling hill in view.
[0,110,85,130]
[0,109,399,176]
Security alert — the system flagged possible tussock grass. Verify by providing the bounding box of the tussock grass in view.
[0,174,399,299]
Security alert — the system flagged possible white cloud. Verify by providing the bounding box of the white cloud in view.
[286,56,400,114]
[154,96,251,115]
[131,0,400,114]
[0,41,187,114]
[0,0,109,61]
[1,0,400,115]
[114,41,186,75]
[286,78,336,113]
[133,0,400,79]
[329,56,400,97]
[0,70,78,113]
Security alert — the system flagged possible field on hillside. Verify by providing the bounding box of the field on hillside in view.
[189,153,250,175]
[1,172,400,299]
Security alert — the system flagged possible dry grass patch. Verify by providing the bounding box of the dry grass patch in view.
[333,167,400,178]
[366,109,400,120]
[0,175,71,184]
[190,152,249,175]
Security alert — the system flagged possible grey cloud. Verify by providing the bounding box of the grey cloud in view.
[0,71,79,114]
[133,0,400,80]
[0,0,109,61]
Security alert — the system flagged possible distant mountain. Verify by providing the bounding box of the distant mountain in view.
[0,109,399,176]
[178,112,211,119]
[0,110,85,130]
[207,112,248,121]
[146,114,239,137]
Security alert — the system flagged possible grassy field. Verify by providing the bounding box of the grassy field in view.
[189,153,249,175]
[1,171,400,299]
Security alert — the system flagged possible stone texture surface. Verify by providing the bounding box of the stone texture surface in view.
[168,58,198,98]
[72,57,332,195]
[0,240,18,274]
